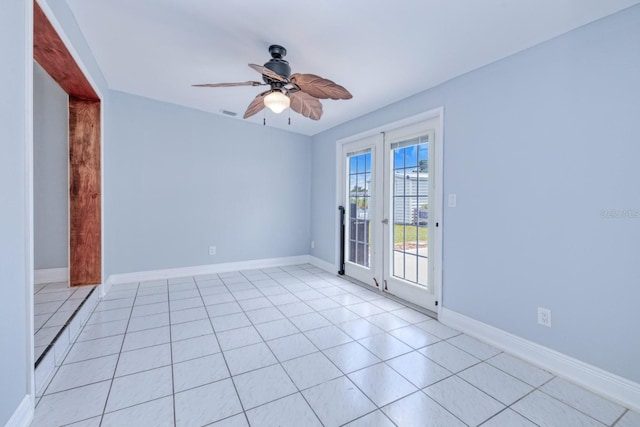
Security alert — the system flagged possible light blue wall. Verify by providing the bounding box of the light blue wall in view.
[311,5,640,382]
[0,1,29,424]
[106,91,312,274]
[33,62,69,270]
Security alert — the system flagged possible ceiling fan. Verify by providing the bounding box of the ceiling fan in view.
[193,45,352,121]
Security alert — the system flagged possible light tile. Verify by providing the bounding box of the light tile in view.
[66,416,102,427]
[211,312,252,332]
[344,410,395,427]
[302,376,376,427]
[224,342,278,375]
[289,312,331,331]
[481,409,538,427]
[358,333,413,360]
[459,362,533,405]
[419,341,480,373]
[126,312,170,333]
[174,379,243,427]
[541,377,626,425]
[282,352,342,390]
[131,302,169,318]
[35,327,61,347]
[173,353,230,392]
[617,410,640,427]
[370,298,406,311]
[238,297,273,311]
[170,296,204,311]
[415,320,461,339]
[171,319,213,341]
[487,353,553,387]
[348,302,385,317]
[389,325,440,349]
[209,414,249,426]
[323,341,381,373]
[304,325,353,350]
[122,326,170,351]
[391,307,433,323]
[447,334,501,360]
[320,307,361,323]
[332,293,365,306]
[277,301,314,317]
[170,306,208,324]
[386,351,452,388]
[267,293,301,306]
[171,333,220,363]
[246,393,322,427]
[202,292,235,304]
[349,363,417,406]
[32,381,111,427]
[207,302,243,317]
[217,325,263,351]
[135,292,169,306]
[255,318,299,340]
[116,343,171,377]
[425,376,504,426]
[64,335,124,363]
[101,396,174,427]
[106,366,173,412]
[169,289,200,301]
[293,289,325,301]
[77,319,128,342]
[267,333,317,361]
[305,297,341,311]
[47,355,118,394]
[87,308,131,325]
[233,364,297,409]
[339,318,384,340]
[232,289,263,300]
[94,298,134,312]
[512,390,606,427]
[245,307,285,324]
[382,391,465,427]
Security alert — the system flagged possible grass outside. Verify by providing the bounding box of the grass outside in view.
[394,224,428,245]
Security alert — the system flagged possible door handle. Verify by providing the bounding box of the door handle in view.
[381,218,389,224]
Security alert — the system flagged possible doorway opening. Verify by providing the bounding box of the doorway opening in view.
[337,110,443,313]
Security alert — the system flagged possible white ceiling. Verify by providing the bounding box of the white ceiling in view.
[66,0,639,136]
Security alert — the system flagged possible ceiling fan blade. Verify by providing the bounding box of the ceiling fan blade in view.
[290,73,352,100]
[192,81,266,88]
[289,91,323,120]
[248,63,287,83]
[243,90,270,119]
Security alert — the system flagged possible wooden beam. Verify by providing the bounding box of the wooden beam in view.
[33,2,98,100]
[69,98,101,285]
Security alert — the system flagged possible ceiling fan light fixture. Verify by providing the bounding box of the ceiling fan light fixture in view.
[263,90,290,114]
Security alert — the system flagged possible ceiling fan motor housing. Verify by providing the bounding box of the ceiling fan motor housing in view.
[263,44,291,83]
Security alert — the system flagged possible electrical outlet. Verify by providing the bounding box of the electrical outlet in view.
[538,307,551,327]
[311,240,315,249]
[208,246,216,256]
[448,193,457,208]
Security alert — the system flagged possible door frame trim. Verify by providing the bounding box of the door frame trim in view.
[335,107,444,316]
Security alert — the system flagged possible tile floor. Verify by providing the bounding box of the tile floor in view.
[32,264,638,427]
[34,281,96,361]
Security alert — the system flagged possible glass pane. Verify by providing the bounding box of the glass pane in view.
[391,137,428,287]
[347,151,372,268]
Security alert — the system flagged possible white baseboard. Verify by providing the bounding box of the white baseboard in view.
[308,256,337,274]
[5,394,33,427]
[439,307,640,412]
[107,255,312,286]
[34,267,68,284]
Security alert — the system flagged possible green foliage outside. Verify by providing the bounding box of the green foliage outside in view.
[394,224,428,244]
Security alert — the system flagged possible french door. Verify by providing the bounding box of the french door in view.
[341,115,442,311]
